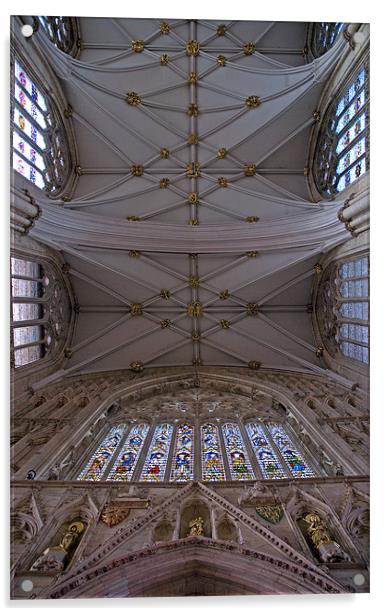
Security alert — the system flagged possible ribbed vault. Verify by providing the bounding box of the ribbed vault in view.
[25,18,351,384]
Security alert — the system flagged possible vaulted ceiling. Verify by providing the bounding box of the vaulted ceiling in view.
[28,18,350,383]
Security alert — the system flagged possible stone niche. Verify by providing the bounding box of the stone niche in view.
[180,500,211,538]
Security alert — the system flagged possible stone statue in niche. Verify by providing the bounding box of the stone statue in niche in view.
[47,447,75,480]
[303,513,350,563]
[188,516,204,536]
[30,520,85,572]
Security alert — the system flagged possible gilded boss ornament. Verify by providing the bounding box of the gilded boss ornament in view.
[160,319,172,328]
[246,95,261,108]
[243,42,256,55]
[186,39,200,56]
[160,54,170,65]
[247,303,259,315]
[160,21,170,34]
[132,40,144,53]
[218,176,228,187]
[244,163,257,176]
[160,177,170,188]
[130,303,143,316]
[187,133,199,145]
[129,360,144,372]
[127,215,140,221]
[217,147,227,159]
[160,289,171,299]
[188,192,199,204]
[189,276,200,288]
[217,55,226,66]
[246,251,258,257]
[217,24,227,36]
[315,346,324,358]
[188,71,198,84]
[189,218,199,226]
[186,162,201,177]
[219,289,230,300]
[246,216,259,223]
[248,360,261,370]
[220,320,230,329]
[187,301,203,317]
[131,164,144,176]
[187,103,199,117]
[129,250,141,257]
[126,92,141,106]
[160,147,169,159]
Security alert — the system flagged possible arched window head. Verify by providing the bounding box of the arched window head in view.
[314,64,369,197]
[74,417,317,482]
[36,16,79,56]
[12,57,71,195]
[11,255,72,368]
[310,22,344,58]
[316,255,369,365]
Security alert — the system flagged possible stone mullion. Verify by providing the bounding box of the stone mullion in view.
[284,423,321,477]
[131,420,157,482]
[69,423,112,480]
[194,418,202,481]
[100,423,133,481]
[261,424,293,479]
[238,419,264,480]
[164,423,178,482]
[217,422,232,481]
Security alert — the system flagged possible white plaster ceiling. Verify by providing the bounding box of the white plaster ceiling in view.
[30,18,349,380]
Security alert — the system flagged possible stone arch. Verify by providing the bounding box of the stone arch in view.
[217,514,238,543]
[43,538,344,598]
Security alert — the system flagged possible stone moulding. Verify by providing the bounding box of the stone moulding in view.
[38,481,345,598]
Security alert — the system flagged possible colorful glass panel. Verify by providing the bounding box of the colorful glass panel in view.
[339,278,368,298]
[267,425,315,479]
[340,301,368,320]
[246,423,288,479]
[12,152,45,189]
[77,425,126,481]
[170,423,194,482]
[339,323,368,344]
[13,109,46,150]
[336,114,366,155]
[336,69,365,118]
[15,60,47,111]
[107,423,149,481]
[140,423,173,482]
[13,132,45,171]
[201,423,226,481]
[341,342,369,363]
[336,137,366,174]
[222,423,254,481]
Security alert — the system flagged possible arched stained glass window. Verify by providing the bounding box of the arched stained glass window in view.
[77,425,126,481]
[170,423,194,482]
[222,423,254,481]
[338,255,369,363]
[107,423,149,481]
[37,16,77,55]
[201,423,226,481]
[314,64,369,196]
[245,423,288,479]
[140,423,173,482]
[310,22,344,58]
[266,424,315,478]
[12,58,70,195]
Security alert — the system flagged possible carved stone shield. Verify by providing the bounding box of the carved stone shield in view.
[256,505,284,524]
[100,503,131,528]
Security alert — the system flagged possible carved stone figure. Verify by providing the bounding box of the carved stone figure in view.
[30,520,84,572]
[188,516,204,536]
[303,513,350,563]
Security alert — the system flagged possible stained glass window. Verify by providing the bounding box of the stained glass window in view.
[266,425,315,479]
[246,423,288,479]
[201,423,226,481]
[12,58,70,194]
[37,16,77,55]
[170,423,194,482]
[77,425,126,481]
[336,256,369,364]
[107,423,149,481]
[314,65,369,196]
[222,423,254,481]
[311,22,344,58]
[140,423,173,482]
[10,256,48,367]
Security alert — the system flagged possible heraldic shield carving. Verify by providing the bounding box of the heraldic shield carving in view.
[255,505,284,524]
[100,503,131,528]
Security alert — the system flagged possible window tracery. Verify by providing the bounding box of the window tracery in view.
[314,63,369,196]
[75,417,317,482]
[36,16,78,55]
[11,256,70,368]
[317,255,369,365]
[310,23,344,58]
[12,57,71,195]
